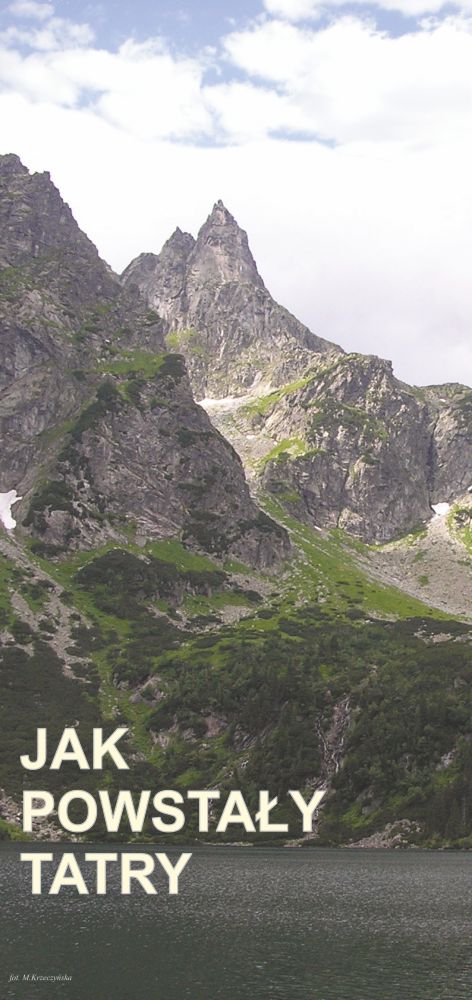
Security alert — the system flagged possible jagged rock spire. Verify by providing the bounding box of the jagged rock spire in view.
[121,198,336,398]
[190,200,264,288]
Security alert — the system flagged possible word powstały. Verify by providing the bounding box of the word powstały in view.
[23,787,326,834]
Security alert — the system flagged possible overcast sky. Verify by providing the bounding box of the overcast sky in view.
[1,0,471,387]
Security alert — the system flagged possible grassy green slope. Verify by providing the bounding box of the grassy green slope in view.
[1,507,471,847]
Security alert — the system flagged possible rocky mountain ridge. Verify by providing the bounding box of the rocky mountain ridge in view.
[123,200,472,543]
[122,200,338,399]
[0,154,287,567]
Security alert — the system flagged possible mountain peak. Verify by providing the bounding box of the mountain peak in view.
[0,153,30,178]
[208,199,234,221]
[121,226,195,323]
[122,197,337,397]
[192,201,264,288]
[0,152,100,269]
[164,227,196,256]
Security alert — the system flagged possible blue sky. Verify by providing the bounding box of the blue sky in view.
[70,1,264,51]
[33,0,458,37]
[49,0,422,49]
[0,0,472,386]
[0,1,417,39]
[0,1,454,59]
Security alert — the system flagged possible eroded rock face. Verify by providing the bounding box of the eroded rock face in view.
[0,155,167,483]
[240,358,472,542]
[1,154,103,268]
[0,155,289,566]
[122,228,196,327]
[24,360,288,567]
[122,201,338,398]
[425,385,472,502]
[123,198,472,544]
[258,355,435,541]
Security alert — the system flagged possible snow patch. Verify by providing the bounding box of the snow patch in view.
[199,395,251,413]
[0,490,22,531]
[431,502,450,517]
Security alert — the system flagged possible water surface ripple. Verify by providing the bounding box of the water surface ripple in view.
[1,846,471,999]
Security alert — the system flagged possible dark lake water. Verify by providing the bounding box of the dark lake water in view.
[1,844,472,1000]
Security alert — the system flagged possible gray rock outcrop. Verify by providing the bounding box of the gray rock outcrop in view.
[0,155,289,566]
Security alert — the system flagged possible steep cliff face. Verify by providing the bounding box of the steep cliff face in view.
[122,201,338,398]
[259,360,472,541]
[23,356,287,566]
[256,354,435,541]
[207,354,472,542]
[1,153,107,271]
[256,358,431,541]
[0,154,162,490]
[0,155,288,566]
[423,384,472,503]
[122,228,196,328]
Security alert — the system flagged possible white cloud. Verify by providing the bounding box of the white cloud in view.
[8,0,54,20]
[1,5,472,386]
[264,0,472,17]
[204,80,314,141]
[0,31,213,138]
[4,6,472,148]
[88,40,212,139]
[264,0,322,19]
[0,47,78,102]
[223,16,472,145]
[1,17,95,51]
